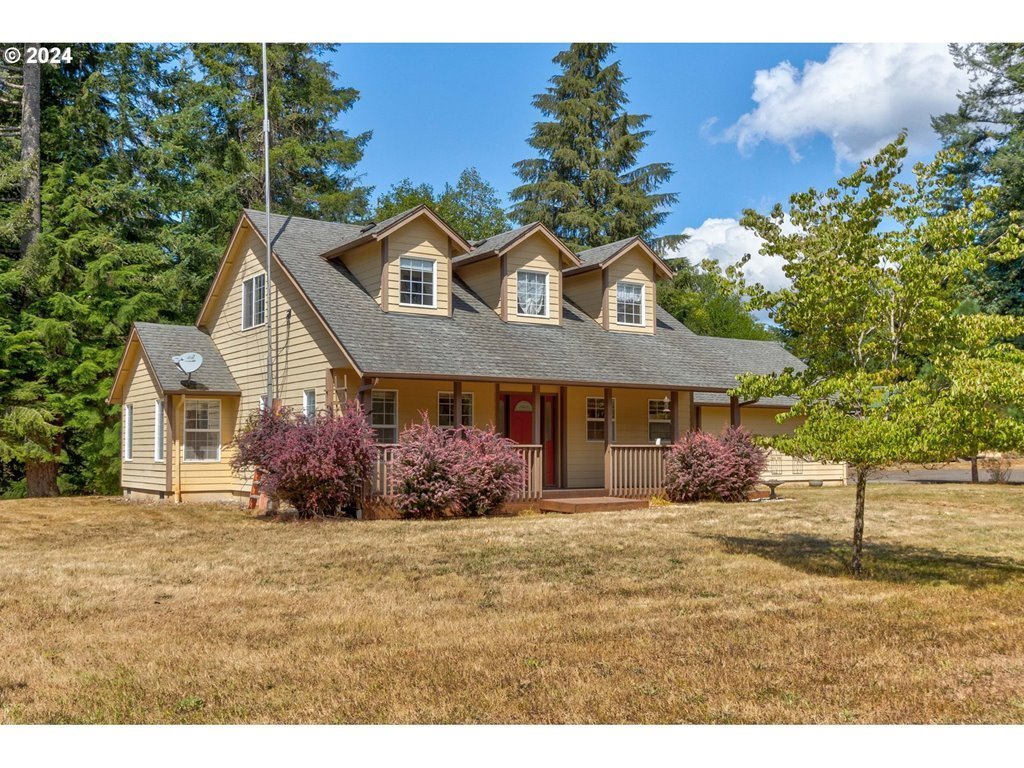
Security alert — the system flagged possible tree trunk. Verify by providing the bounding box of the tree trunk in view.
[25,460,59,497]
[19,47,41,259]
[970,456,979,483]
[851,467,868,575]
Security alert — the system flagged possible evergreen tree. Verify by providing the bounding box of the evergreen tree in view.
[932,43,1024,316]
[658,257,774,340]
[510,44,677,250]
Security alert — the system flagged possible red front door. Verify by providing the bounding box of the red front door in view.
[507,393,557,487]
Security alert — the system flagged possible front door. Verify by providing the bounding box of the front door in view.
[506,393,558,487]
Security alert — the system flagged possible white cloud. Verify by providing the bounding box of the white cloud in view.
[668,217,793,291]
[716,43,970,164]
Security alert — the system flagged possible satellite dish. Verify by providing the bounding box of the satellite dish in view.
[173,352,204,375]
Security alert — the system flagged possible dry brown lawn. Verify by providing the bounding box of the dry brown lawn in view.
[1,484,1023,724]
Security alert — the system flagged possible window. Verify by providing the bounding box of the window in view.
[303,389,317,419]
[154,400,165,461]
[585,397,616,442]
[648,399,672,444]
[399,257,435,307]
[516,270,548,317]
[258,394,269,413]
[616,281,644,326]
[438,392,473,427]
[242,273,266,330]
[123,404,134,461]
[184,400,221,462]
[370,390,398,443]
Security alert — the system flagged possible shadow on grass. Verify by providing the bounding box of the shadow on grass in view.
[701,533,1024,587]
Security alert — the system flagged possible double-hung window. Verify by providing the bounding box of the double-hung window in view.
[242,273,266,330]
[370,391,398,443]
[616,281,644,326]
[648,399,672,444]
[585,397,616,442]
[399,257,435,307]
[438,392,473,427]
[123,404,134,461]
[154,400,165,461]
[184,400,221,462]
[517,270,548,317]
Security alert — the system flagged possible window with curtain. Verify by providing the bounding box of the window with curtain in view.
[517,270,547,316]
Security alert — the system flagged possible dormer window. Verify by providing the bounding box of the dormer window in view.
[616,281,644,326]
[399,257,436,307]
[517,270,548,317]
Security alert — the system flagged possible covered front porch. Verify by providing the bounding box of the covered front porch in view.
[339,372,752,502]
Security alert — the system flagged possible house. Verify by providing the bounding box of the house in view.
[107,205,845,504]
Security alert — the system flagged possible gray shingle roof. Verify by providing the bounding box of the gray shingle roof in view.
[454,223,538,264]
[574,237,637,268]
[134,322,239,395]
[692,338,804,407]
[238,210,790,392]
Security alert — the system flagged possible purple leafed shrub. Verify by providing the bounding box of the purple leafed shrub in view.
[391,414,526,518]
[231,401,377,517]
[663,427,767,503]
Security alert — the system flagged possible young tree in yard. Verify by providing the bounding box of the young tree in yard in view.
[736,133,1024,574]
[510,43,678,250]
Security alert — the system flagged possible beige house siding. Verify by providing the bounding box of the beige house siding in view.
[366,378,499,435]
[700,405,800,436]
[607,246,656,334]
[456,258,501,313]
[172,393,241,494]
[504,232,562,325]
[385,217,451,317]
[563,270,605,325]
[341,240,383,304]
[121,353,166,494]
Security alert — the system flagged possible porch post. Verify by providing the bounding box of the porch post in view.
[689,397,700,432]
[494,383,502,433]
[359,376,373,416]
[604,386,613,492]
[559,385,568,489]
[325,368,335,415]
[729,394,741,427]
[453,380,463,427]
[531,383,541,444]
[669,390,680,443]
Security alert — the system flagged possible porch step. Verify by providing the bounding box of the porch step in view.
[539,496,650,514]
[540,488,609,500]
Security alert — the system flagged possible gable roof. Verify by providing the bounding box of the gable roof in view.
[237,210,779,392]
[315,204,474,260]
[692,337,804,408]
[567,237,674,280]
[453,222,581,269]
[108,322,239,403]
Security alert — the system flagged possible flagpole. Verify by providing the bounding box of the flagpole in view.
[262,42,273,409]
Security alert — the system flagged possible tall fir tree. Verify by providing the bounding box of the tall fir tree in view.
[932,43,1024,316]
[510,44,677,250]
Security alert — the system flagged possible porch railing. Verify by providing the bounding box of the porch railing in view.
[606,444,671,498]
[364,442,544,502]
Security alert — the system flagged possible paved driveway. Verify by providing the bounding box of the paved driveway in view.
[870,463,1022,485]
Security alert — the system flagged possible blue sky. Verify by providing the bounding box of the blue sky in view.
[330,43,969,287]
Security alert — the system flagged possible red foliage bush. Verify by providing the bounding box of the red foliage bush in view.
[663,427,767,503]
[231,401,377,517]
[391,414,525,518]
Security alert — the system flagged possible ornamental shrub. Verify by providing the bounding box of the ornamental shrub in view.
[391,414,525,518]
[231,400,377,517]
[663,427,767,503]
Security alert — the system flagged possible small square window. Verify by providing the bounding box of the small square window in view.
[399,258,435,307]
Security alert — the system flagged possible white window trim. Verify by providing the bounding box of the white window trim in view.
[370,389,399,443]
[585,396,616,443]
[241,273,267,331]
[154,399,165,462]
[437,391,474,427]
[615,280,645,326]
[398,257,438,309]
[182,399,222,463]
[123,404,134,462]
[648,399,672,444]
[303,389,317,419]
[516,269,550,318]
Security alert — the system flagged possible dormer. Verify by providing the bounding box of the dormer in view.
[320,205,472,317]
[563,237,673,335]
[453,222,581,325]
